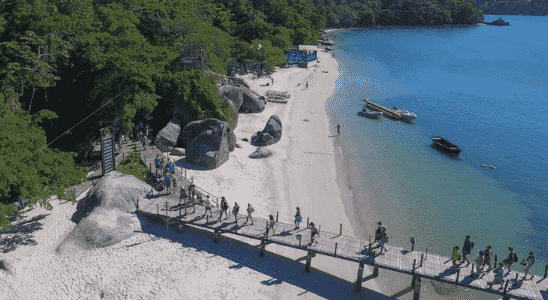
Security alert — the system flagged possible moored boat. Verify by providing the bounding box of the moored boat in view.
[358,108,383,118]
[392,106,417,121]
[431,136,462,153]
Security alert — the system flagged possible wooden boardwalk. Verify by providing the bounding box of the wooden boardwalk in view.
[139,195,548,300]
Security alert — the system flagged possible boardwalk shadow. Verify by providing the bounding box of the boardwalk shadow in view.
[174,160,209,171]
[139,216,392,299]
[0,214,48,253]
[438,267,458,279]
[539,289,548,300]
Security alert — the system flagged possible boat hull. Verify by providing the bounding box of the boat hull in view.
[431,137,462,153]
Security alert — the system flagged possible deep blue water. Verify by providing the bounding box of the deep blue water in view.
[327,15,548,279]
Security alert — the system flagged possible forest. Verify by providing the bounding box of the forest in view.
[0,0,484,230]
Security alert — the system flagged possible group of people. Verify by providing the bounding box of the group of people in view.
[450,236,536,287]
[154,154,177,194]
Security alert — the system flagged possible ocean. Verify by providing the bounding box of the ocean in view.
[327,15,548,298]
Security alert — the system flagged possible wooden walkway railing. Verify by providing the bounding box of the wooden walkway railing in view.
[137,196,548,300]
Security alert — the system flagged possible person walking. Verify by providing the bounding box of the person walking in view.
[155,155,161,176]
[491,262,506,289]
[451,246,461,269]
[503,247,518,275]
[202,196,213,218]
[271,77,274,86]
[141,134,147,149]
[294,207,302,230]
[336,124,341,136]
[306,81,309,89]
[309,222,319,245]
[219,197,229,221]
[374,221,387,244]
[233,202,240,225]
[164,173,171,194]
[246,203,254,225]
[168,159,176,175]
[269,214,276,235]
[462,235,474,266]
[474,250,485,270]
[482,245,493,272]
[522,251,535,280]
[179,186,187,203]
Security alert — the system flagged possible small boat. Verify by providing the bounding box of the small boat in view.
[489,165,496,169]
[267,96,288,103]
[481,164,488,167]
[358,108,383,118]
[392,106,417,121]
[431,136,462,153]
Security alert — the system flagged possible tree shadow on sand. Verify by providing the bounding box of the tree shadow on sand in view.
[138,216,393,300]
[0,214,48,253]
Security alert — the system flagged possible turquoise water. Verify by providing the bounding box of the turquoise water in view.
[327,15,548,280]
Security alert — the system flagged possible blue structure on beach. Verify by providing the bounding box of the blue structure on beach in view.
[285,50,317,66]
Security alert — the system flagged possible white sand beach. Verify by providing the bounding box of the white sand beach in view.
[0,50,389,299]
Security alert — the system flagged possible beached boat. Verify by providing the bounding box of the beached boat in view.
[392,106,417,121]
[267,96,288,103]
[358,108,383,118]
[363,98,401,119]
[266,90,290,98]
[431,136,462,153]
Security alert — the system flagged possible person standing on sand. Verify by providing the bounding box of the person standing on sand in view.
[164,173,171,194]
[233,202,240,225]
[336,124,341,136]
[269,214,276,235]
[219,197,229,221]
[306,81,309,89]
[294,207,302,230]
[246,203,254,225]
[271,77,274,86]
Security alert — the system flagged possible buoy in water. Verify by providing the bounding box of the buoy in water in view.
[489,165,496,169]
[481,164,488,167]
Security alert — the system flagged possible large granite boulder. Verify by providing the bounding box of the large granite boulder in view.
[224,99,239,129]
[219,85,244,111]
[179,118,236,152]
[185,122,230,169]
[155,120,180,152]
[57,171,149,254]
[251,115,282,147]
[171,147,185,156]
[249,147,272,159]
[240,87,266,113]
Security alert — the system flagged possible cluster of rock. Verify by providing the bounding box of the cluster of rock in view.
[153,83,281,168]
[486,17,510,26]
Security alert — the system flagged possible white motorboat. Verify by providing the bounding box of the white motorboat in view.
[392,107,417,120]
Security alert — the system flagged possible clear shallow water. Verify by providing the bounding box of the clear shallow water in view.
[327,15,548,281]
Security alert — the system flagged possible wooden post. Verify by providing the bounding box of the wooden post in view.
[494,254,497,270]
[412,275,422,300]
[425,247,428,260]
[340,223,342,235]
[355,262,365,291]
[149,163,151,173]
[420,254,424,267]
[157,204,159,215]
[259,239,266,257]
[213,228,219,243]
[136,198,139,212]
[456,268,460,284]
[179,198,181,217]
[307,217,309,228]
[411,237,415,251]
[334,243,338,256]
[470,263,475,277]
[513,272,519,287]
[544,264,548,279]
[372,255,379,278]
[368,236,372,252]
[502,279,509,297]
[207,215,209,223]
[276,211,278,222]
[305,251,313,272]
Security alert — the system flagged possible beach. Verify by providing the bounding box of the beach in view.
[0,50,389,299]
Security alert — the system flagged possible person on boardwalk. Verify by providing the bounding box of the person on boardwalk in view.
[141,134,147,149]
[522,251,535,280]
[451,246,461,269]
[233,202,240,225]
[155,155,161,176]
[503,247,518,275]
[246,203,254,225]
[168,159,176,175]
[374,221,387,246]
[189,182,196,199]
[461,235,474,266]
[269,214,276,235]
[164,159,170,174]
[179,186,187,203]
[309,222,319,245]
[336,124,341,136]
[490,262,505,289]
[474,250,484,271]
[271,77,274,86]
[306,81,309,89]
[219,197,229,221]
[164,173,171,194]
[294,207,302,230]
[202,196,213,218]
[482,245,493,272]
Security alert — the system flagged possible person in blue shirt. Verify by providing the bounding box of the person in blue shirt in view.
[155,155,161,176]
[491,262,505,289]
[169,160,175,175]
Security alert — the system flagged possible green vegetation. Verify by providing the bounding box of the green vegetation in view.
[0,0,484,230]
[116,152,151,182]
[242,138,249,142]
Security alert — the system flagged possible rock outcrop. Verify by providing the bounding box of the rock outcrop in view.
[249,147,272,159]
[185,122,230,169]
[155,120,180,152]
[179,118,236,152]
[224,99,239,129]
[219,86,244,111]
[219,85,266,114]
[251,115,282,147]
[57,172,148,254]
[171,147,185,156]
